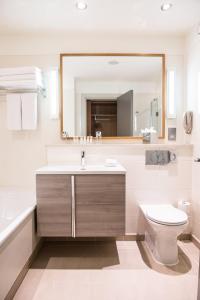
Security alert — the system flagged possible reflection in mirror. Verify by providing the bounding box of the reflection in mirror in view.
[61,54,165,138]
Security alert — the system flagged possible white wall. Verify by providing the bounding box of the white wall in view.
[0,35,185,56]
[0,34,186,188]
[0,54,62,187]
[185,31,200,144]
[185,30,200,240]
[0,34,190,235]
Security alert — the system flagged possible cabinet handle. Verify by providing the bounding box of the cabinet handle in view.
[71,176,76,238]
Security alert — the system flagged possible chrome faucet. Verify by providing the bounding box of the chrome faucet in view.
[81,150,86,170]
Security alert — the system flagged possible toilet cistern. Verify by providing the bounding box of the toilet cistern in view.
[81,150,86,170]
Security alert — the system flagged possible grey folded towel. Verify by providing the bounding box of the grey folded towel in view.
[183,111,193,134]
[145,150,171,165]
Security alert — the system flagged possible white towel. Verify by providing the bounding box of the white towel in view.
[0,67,41,76]
[21,93,38,130]
[6,94,22,130]
[0,73,42,82]
[0,79,43,89]
[0,67,43,89]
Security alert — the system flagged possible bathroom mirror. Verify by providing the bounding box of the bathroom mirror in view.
[60,53,166,139]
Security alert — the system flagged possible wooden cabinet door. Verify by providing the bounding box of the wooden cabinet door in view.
[36,175,72,236]
[75,175,125,237]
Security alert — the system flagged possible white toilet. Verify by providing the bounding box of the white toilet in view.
[140,204,188,266]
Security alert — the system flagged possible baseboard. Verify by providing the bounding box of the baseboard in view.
[5,238,43,300]
[45,234,145,242]
[44,233,192,243]
[123,234,145,241]
[191,234,200,249]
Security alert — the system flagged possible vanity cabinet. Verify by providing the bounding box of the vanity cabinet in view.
[36,173,125,237]
[75,175,125,237]
[36,175,72,236]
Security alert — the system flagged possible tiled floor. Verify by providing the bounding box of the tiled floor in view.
[14,240,199,300]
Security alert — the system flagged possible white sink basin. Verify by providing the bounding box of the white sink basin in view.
[36,164,126,175]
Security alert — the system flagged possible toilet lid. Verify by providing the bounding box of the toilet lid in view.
[146,205,188,226]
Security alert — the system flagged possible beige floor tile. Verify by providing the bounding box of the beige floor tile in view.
[14,240,199,300]
[178,240,200,266]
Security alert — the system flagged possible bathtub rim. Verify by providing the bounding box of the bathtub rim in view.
[0,204,36,248]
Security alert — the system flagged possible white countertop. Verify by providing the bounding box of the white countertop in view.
[36,164,126,175]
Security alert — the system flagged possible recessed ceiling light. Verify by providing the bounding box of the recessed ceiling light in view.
[76,1,88,10]
[161,3,173,11]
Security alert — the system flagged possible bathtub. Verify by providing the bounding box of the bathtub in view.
[0,187,38,300]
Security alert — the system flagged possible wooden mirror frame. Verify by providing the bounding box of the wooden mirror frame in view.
[60,53,166,140]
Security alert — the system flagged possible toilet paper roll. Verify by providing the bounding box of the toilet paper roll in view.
[178,200,191,215]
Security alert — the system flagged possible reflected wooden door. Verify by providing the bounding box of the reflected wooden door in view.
[86,100,117,137]
[117,90,134,136]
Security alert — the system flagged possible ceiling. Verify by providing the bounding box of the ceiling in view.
[63,56,162,81]
[0,0,199,36]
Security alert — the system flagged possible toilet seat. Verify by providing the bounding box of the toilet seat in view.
[146,205,188,226]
